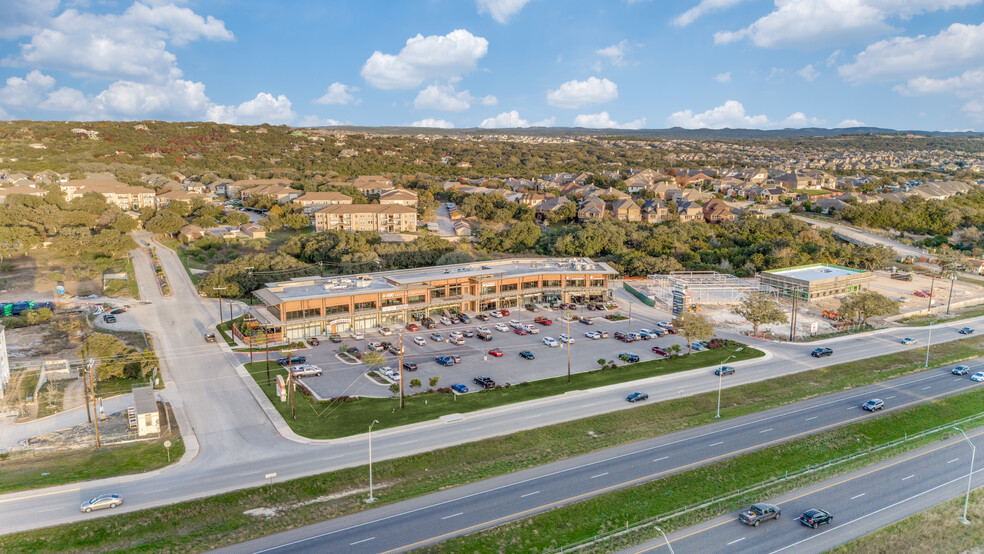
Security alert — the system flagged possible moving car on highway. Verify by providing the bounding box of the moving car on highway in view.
[80,494,123,513]
[861,398,885,411]
[626,392,648,402]
[952,365,971,375]
[797,508,832,529]
[811,347,833,357]
[973,372,984,382]
[959,327,975,335]
[739,503,781,526]
[900,337,916,345]
[714,365,735,376]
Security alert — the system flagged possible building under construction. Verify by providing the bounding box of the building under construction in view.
[760,264,871,301]
[648,272,763,314]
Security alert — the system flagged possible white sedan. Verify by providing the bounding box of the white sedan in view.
[542,337,559,347]
[477,327,491,334]
[900,337,917,345]
[972,372,984,382]
[559,334,575,344]
[350,331,364,340]
[584,331,601,340]
[490,311,504,318]
[412,337,426,346]
[495,323,510,332]
[524,325,540,334]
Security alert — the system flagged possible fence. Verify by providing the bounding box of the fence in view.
[548,410,984,553]
[622,282,655,307]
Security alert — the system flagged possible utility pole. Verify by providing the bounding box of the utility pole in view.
[87,358,101,447]
[566,312,572,382]
[213,286,227,331]
[399,332,405,409]
[287,349,296,420]
[264,330,271,386]
[82,360,92,424]
[947,274,956,315]
[789,294,799,341]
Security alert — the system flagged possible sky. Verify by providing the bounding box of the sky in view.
[2,0,984,131]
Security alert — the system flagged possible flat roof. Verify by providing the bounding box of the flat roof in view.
[256,258,617,303]
[765,264,868,282]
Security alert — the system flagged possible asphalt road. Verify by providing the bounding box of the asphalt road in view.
[792,215,929,260]
[3,238,984,538]
[625,425,984,554]
[218,360,984,553]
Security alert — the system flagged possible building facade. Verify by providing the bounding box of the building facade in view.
[761,264,872,301]
[313,204,417,233]
[60,180,156,210]
[250,258,618,341]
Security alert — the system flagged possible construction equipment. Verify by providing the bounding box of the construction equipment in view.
[822,310,840,321]
[890,272,913,281]
[687,304,702,313]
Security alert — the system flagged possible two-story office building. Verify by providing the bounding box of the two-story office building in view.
[248,258,618,341]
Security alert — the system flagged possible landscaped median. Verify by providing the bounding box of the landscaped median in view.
[243,342,763,439]
[4,336,984,552]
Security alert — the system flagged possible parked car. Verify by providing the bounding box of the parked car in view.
[277,355,306,365]
[542,337,559,347]
[110,308,126,315]
[656,321,673,329]
[329,333,342,343]
[307,337,320,346]
[476,314,490,322]
[597,330,610,338]
[422,317,437,329]
[440,317,453,326]
[900,337,916,345]
[797,509,833,529]
[501,309,510,316]
[626,392,649,403]
[462,329,475,337]
[714,366,736,376]
[430,333,445,342]
[637,329,655,339]
[102,314,116,323]
[580,317,594,325]
[861,398,885,411]
[383,367,400,381]
[435,355,461,366]
[524,324,539,334]
[584,331,601,340]
[739,503,781,526]
[367,341,384,352]
[80,493,123,513]
[526,304,539,312]
[619,353,640,363]
[477,331,494,341]
[451,383,469,394]
[490,311,504,318]
[559,334,575,344]
[412,336,426,346]
[973,372,984,382]
[960,327,975,335]
[350,331,364,340]
[204,333,216,343]
[290,365,323,377]
[811,347,833,358]
[403,362,418,371]
[474,376,496,388]
[459,314,471,323]
[406,323,419,332]
[488,348,503,357]
[534,316,553,325]
[495,323,509,332]
[378,327,393,336]
[953,365,972,375]
[519,350,535,360]
[652,346,668,356]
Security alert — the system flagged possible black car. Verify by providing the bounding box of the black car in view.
[619,353,640,363]
[110,308,126,315]
[797,508,833,529]
[811,347,833,358]
[403,362,418,372]
[102,314,116,323]
[714,365,736,376]
[474,376,496,389]
[277,355,306,365]
[959,327,975,335]
[422,317,437,329]
[519,350,535,360]
[626,392,649,402]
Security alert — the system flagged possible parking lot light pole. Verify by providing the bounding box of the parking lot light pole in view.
[653,524,674,554]
[367,419,380,503]
[715,354,737,418]
[953,427,976,524]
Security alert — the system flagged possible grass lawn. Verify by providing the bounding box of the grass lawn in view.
[245,343,764,439]
[0,437,184,494]
[94,377,147,398]
[216,316,244,347]
[4,338,983,553]
[829,489,984,554]
[900,303,984,326]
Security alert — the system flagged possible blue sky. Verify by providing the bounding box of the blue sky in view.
[2,0,984,130]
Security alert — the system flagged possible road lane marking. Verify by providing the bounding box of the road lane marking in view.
[654,456,669,462]
[350,537,375,545]
[591,472,609,479]
[921,386,932,390]
[948,458,960,464]
[0,486,81,504]
[325,454,345,460]
[241,470,264,476]
[847,406,856,410]
[850,493,865,500]
[441,512,463,520]
[397,440,417,446]
[885,396,896,399]
[727,537,746,546]
[37,506,61,512]
[710,441,724,447]
[520,491,540,498]
[760,428,773,433]
[525,414,540,419]
[902,474,915,481]
[805,416,817,421]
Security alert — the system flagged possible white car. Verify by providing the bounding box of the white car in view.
[449,337,465,345]
[524,325,540,334]
[656,321,672,329]
[972,372,984,382]
[508,320,522,328]
[378,327,393,336]
[490,311,504,318]
[412,336,426,346]
[542,337,559,347]
[383,367,400,381]
[559,334,575,344]
[584,331,601,340]
[477,327,491,334]
[440,316,453,326]
[350,331,364,340]
[900,337,916,345]
[495,323,510,332]
[449,331,463,339]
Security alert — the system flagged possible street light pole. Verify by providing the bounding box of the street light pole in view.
[953,427,976,524]
[367,419,380,503]
[566,312,572,382]
[947,274,956,315]
[213,286,227,330]
[654,525,675,554]
[715,354,737,419]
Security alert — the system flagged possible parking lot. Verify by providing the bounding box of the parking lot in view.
[237,304,698,398]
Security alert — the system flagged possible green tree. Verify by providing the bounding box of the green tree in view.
[731,293,788,335]
[361,350,386,371]
[428,376,440,387]
[839,291,899,326]
[145,210,186,235]
[677,312,713,354]
[409,378,422,392]
[80,333,132,380]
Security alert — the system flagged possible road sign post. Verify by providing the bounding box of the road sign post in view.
[265,472,277,493]
[164,440,172,463]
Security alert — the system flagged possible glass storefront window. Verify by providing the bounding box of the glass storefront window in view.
[522,281,539,289]
[381,311,405,326]
[353,315,377,330]
[500,283,518,292]
[542,279,561,288]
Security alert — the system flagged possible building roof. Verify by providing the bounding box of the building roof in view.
[379,189,418,200]
[295,191,352,202]
[764,263,868,282]
[315,204,416,215]
[132,386,157,415]
[64,179,155,194]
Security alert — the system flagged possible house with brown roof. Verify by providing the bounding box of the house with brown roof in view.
[535,196,572,219]
[577,197,606,221]
[240,183,302,204]
[314,204,417,233]
[702,199,736,223]
[641,199,668,223]
[0,185,48,203]
[378,189,418,207]
[612,198,641,222]
[240,223,267,239]
[351,175,396,195]
[293,191,353,214]
[223,178,291,199]
[59,179,156,210]
[676,200,704,222]
[178,225,204,244]
[155,189,210,209]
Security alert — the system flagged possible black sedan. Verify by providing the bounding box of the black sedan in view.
[797,508,833,529]
[626,392,649,403]
[519,350,535,360]
[714,365,736,376]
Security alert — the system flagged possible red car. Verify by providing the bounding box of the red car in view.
[514,327,528,335]
[534,316,553,325]
[406,323,419,331]
[488,348,503,357]
[501,309,510,316]
[652,346,668,356]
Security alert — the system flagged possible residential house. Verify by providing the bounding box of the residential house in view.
[60,179,156,210]
[676,200,703,222]
[314,204,418,233]
[224,178,291,199]
[155,189,209,209]
[240,183,302,204]
[577,197,606,220]
[293,191,353,214]
[612,198,641,222]
[178,225,205,244]
[519,193,553,209]
[813,197,851,214]
[641,199,668,223]
[378,189,419,207]
[668,188,712,204]
[240,223,267,239]
[0,185,48,203]
[351,175,396,196]
[453,221,472,236]
[702,199,736,223]
[536,196,572,220]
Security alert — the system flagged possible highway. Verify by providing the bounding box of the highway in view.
[625,425,984,554]
[217,360,984,553]
[2,237,984,540]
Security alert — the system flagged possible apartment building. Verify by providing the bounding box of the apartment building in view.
[293,191,353,214]
[60,179,156,210]
[313,204,417,233]
[249,258,618,341]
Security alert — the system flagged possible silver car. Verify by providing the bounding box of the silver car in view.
[80,493,123,512]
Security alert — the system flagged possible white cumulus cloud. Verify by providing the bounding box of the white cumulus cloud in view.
[839,22,984,83]
[573,111,646,129]
[714,71,732,83]
[836,119,866,127]
[414,84,491,112]
[412,118,455,128]
[666,100,822,129]
[596,40,630,68]
[314,82,358,105]
[361,29,489,89]
[476,0,532,23]
[479,110,530,128]
[0,70,56,108]
[207,92,296,125]
[299,115,345,126]
[674,0,745,27]
[546,77,618,109]
[797,64,820,81]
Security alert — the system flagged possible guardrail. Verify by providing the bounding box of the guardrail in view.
[549,410,984,553]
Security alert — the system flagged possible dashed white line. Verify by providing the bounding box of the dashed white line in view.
[847,406,857,410]
[591,472,609,479]
[727,537,746,546]
[654,456,669,462]
[850,493,865,500]
[710,441,724,447]
[902,474,915,481]
[760,428,774,433]
[886,395,896,399]
[350,537,375,546]
[441,512,463,520]
[324,454,345,460]
[805,416,818,421]
[37,507,60,512]
[525,414,540,419]
[947,458,960,464]
[520,491,540,498]
[397,440,417,446]
[921,386,932,390]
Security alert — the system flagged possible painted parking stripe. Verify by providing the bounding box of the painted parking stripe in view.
[850,493,865,500]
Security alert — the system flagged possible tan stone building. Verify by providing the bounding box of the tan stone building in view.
[293,191,353,214]
[611,198,641,222]
[239,183,302,204]
[60,179,156,210]
[378,189,418,207]
[313,204,417,233]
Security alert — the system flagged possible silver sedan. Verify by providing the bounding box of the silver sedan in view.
[80,493,123,512]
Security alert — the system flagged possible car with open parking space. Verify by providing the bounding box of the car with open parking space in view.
[406,323,419,331]
[488,348,503,357]
[973,372,984,382]
[811,347,833,357]
[378,327,393,336]
[474,376,496,388]
[652,346,668,356]
[329,333,341,342]
[451,384,468,393]
[102,314,116,323]
[204,333,216,343]
[80,493,123,513]
[307,337,319,346]
[350,331,364,340]
[462,329,475,337]
[559,334,574,344]
[495,323,509,332]
[619,353,639,363]
[580,317,594,325]
[491,311,503,318]
[953,365,971,375]
[440,316,453,326]
[290,365,323,377]
[797,508,833,529]
[739,503,781,526]
[436,355,461,366]
[596,329,609,338]
[449,336,465,345]
[458,314,471,323]
[520,350,535,360]
[277,355,306,365]
[430,332,444,342]
[626,392,648,402]
[861,398,884,411]
[367,342,384,351]
[534,316,552,325]
[656,321,672,329]
[476,314,489,322]
[524,324,539,334]
[714,365,735,376]
[542,337,559,347]
[477,330,493,341]
[514,327,528,335]
[403,362,417,371]
[584,331,601,340]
